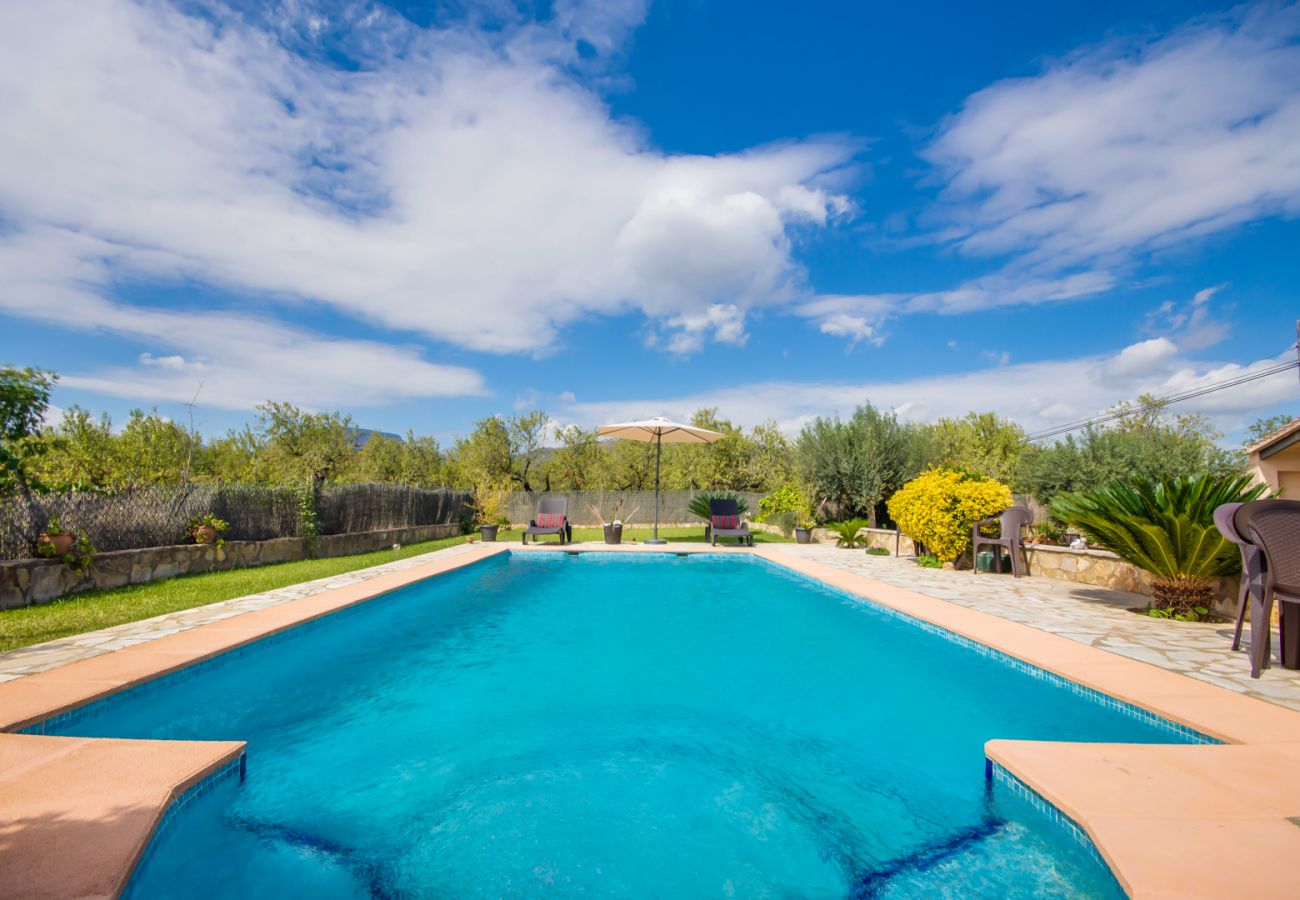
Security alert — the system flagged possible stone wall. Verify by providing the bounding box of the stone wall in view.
[1022,543,1240,615]
[809,526,1240,615]
[0,523,462,610]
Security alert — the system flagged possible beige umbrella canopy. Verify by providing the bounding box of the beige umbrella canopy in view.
[596,416,724,544]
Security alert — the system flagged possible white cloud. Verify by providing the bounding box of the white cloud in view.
[925,4,1300,271]
[562,341,1298,438]
[0,228,485,411]
[1143,285,1233,350]
[0,0,855,360]
[658,303,750,355]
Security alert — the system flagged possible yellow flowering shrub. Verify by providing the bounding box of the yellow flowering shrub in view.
[886,468,1013,562]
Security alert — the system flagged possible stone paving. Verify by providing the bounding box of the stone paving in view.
[3,539,1299,714]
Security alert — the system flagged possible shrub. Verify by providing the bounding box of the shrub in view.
[916,554,943,568]
[769,509,798,539]
[865,546,890,556]
[757,484,811,523]
[1051,472,1270,616]
[688,491,749,520]
[471,482,510,526]
[886,468,1012,563]
[827,518,870,548]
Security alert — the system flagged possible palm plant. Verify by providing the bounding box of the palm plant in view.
[1052,472,1270,615]
[687,491,749,520]
[827,518,870,548]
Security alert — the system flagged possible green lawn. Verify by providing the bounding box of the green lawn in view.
[0,534,470,653]
[0,525,790,653]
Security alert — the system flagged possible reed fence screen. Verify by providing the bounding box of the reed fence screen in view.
[504,490,765,527]
[0,484,472,560]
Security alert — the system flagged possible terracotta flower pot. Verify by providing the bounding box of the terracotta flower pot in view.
[38,532,75,556]
[191,525,218,545]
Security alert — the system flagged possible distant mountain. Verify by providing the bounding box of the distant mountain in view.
[348,427,403,448]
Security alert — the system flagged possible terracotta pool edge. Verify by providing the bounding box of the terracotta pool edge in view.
[5,542,1297,899]
[753,547,1300,745]
[754,548,1300,899]
[0,733,246,900]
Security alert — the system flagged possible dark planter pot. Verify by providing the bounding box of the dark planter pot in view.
[603,523,623,544]
[795,527,812,544]
[480,524,500,542]
[39,532,75,556]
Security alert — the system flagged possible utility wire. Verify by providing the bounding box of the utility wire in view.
[1026,354,1299,442]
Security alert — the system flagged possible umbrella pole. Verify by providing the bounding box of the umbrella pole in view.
[647,434,666,545]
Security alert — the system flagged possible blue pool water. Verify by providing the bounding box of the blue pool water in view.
[55,553,1183,897]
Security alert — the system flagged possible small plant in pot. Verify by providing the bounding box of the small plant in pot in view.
[188,513,230,549]
[588,500,639,545]
[472,483,510,542]
[35,516,96,573]
[36,515,75,557]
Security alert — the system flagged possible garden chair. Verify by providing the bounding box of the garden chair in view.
[708,498,753,547]
[523,496,571,545]
[1240,499,1300,678]
[971,507,1032,577]
[1214,503,1264,652]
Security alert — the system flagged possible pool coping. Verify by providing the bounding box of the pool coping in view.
[2,541,1299,897]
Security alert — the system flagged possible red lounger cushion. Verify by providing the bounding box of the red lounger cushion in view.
[537,513,564,528]
[711,514,740,530]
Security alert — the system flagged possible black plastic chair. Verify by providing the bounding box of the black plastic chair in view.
[1240,499,1300,678]
[971,507,1032,577]
[1214,503,1262,652]
[708,498,753,547]
[523,496,571,545]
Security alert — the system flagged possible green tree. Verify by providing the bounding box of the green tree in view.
[1022,396,1244,505]
[797,402,924,524]
[0,365,56,495]
[1245,413,1294,445]
[545,425,602,489]
[927,412,1028,488]
[31,406,119,490]
[115,409,192,486]
[252,402,356,486]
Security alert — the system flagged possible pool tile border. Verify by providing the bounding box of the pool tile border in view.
[121,753,246,900]
[752,555,1220,745]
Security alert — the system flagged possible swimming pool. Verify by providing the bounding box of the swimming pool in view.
[53,552,1188,897]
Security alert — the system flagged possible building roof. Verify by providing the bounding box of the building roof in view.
[1246,416,1300,457]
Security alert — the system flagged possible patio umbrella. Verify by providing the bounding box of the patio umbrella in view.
[596,416,725,544]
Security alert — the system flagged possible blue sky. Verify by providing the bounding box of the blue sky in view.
[0,0,1296,445]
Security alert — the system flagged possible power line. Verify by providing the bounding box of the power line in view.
[1026,356,1300,442]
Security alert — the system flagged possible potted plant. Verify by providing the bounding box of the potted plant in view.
[794,512,814,544]
[188,513,230,548]
[36,516,75,557]
[35,517,96,573]
[472,483,509,542]
[588,500,639,545]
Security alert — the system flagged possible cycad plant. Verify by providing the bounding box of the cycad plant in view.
[687,491,749,520]
[1052,472,1270,616]
[827,518,870,548]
